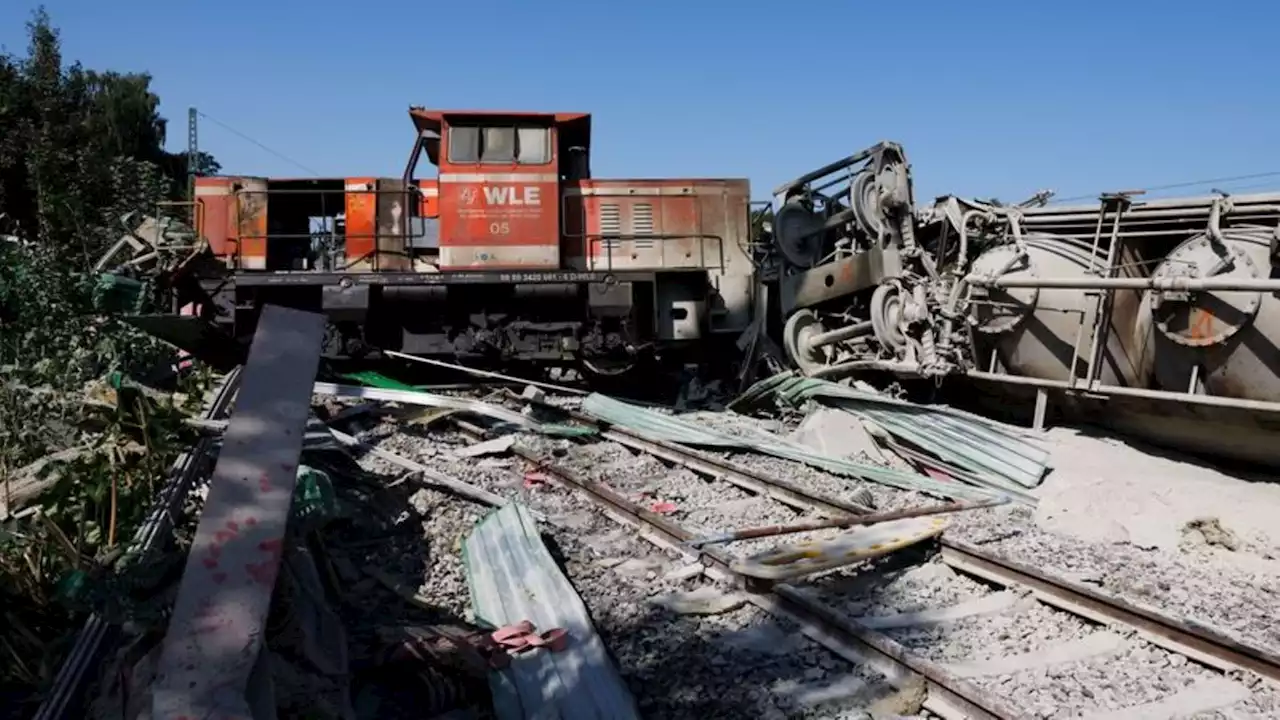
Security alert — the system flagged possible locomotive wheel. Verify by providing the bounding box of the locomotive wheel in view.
[579,356,637,377]
[782,309,830,374]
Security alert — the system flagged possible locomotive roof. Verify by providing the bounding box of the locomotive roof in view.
[408,107,592,148]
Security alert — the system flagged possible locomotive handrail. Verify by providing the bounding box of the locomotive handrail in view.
[226,185,424,272]
[579,232,729,273]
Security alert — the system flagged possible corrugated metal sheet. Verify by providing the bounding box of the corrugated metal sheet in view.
[312,382,594,438]
[581,393,1004,503]
[463,503,640,720]
[732,374,1052,494]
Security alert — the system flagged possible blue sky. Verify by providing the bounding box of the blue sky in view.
[3,0,1278,205]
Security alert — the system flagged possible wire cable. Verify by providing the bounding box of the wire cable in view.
[1050,170,1280,204]
[195,110,321,176]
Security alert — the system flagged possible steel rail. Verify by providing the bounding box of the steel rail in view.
[504,394,1280,690]
[450,417,1026,720]
[939,541,1280,686]
[36,368,244,720]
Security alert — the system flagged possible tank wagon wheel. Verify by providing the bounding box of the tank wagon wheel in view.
[870,283,908,354]
[783,309,832,375]
[773,200,826,268]
[851,170,882,237]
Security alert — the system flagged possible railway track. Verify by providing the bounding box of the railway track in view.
[442,391,1280,719]
[46,377,1278,718]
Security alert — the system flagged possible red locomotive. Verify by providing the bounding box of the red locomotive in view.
[175,107,757,378]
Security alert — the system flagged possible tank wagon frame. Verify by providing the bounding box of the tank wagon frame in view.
[766,148,1280,466]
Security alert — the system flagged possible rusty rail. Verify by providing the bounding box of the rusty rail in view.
[501,393,1280,700]
[685,497,1007,548]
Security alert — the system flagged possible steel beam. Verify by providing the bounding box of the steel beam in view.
[152,304,324,720]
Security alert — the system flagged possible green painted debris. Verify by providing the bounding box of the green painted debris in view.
[92,273,150,314]
[293,464,341,529]
[581,392,1005,503]
[730,371,1051,500]
[318,375,597,439]
[338,370,420,391]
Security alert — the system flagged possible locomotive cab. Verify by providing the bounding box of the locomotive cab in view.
[405,108,591,271]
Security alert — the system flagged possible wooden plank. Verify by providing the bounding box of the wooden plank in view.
[151,305,324,720]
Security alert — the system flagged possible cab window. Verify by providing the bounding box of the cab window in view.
[447,123,550,165]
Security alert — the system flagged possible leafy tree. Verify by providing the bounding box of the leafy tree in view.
[0,8,221,714]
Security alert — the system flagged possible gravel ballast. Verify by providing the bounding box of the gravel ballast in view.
[327,389,1280,719]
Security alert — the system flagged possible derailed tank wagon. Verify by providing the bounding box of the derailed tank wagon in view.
[764,147,1280,467]
[167,107,756,377]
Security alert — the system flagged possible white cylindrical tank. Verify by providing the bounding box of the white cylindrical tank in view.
[1137,226,1280,402]
[967,234,1152,388]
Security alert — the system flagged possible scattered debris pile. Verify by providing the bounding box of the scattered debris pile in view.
[85,452,504,720]
[36,308,1076,720]
[0,364,215,719]
[728,372,1052,502]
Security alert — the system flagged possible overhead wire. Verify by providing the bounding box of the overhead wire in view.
[1049,170,1280,205]
[195,110,321,177]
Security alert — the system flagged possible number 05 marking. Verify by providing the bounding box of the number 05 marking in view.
[489,221,510,235]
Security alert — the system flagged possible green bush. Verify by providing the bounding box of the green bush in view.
[0,7,222,712]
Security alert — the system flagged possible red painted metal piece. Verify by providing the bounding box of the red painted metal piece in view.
[437,170,561,270]
[344,176,377,270]
[194,176,235,258]
[419,179,439,218]
[565,179,750,272]
[194,175,270,270]
[235,178,269,270]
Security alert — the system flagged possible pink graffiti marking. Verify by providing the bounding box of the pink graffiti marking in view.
[244,561,275,586]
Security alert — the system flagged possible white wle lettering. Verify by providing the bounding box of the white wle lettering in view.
[482,186,542,206]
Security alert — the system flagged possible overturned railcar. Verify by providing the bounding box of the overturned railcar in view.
[766,148,1280,467]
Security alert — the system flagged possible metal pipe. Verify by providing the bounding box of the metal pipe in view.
[965,370,1280,414]
[1020,228,1264,241]
[1026,212,1280,230]
[1024,191,1280,214]
[810,358,923,379]
[804,320,874,351]
[1020,203,1280,224]
[772,145,879,197]
[956,209,983,269]
[963,275,1280,291]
